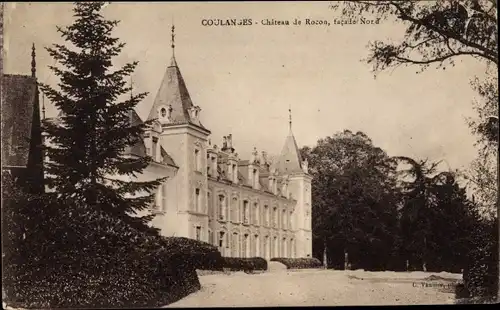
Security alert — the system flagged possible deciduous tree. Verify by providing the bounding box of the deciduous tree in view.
[301,130,401,270]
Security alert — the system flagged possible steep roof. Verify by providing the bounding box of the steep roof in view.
[275,130,303,175]
[124,110,148,158]
[160,147,177,167]
[147,56,207,129]
[124,110,177,168]
[1,74,38,168]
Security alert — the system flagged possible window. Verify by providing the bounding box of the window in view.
[253,203,259,225]
[207,192,212,218]
[195,188,200,212]
[161,108,167,117]
[195,226,201,241]
[162,183,167,211]
[227,164,232,181]
[252,169,257,187]
[232,164,237,182]
[243,234,249,258]
[289,211,293,229]
[152,137,158,160]
[282,209,287,229]
[219,231,225,248]
[232,197,239,222]
[264,205,269,226]
[209,229,214,245]
[218,195,226,220]
[243,200,249,224]
[273,207,277,227]
[155,184,162,210]
[194,149,200,171]
[254,235,260,256]
[207,154,212,176]
[232,233,239,257]
[264,236,269,258]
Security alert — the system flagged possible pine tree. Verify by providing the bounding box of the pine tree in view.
[40,2,164,234]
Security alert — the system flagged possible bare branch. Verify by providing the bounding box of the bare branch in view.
[394,50,486,66]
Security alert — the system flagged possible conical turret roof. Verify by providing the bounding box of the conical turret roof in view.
[276,129,304,175]
[147,55,206,129]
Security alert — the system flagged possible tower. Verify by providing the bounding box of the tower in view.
[275,108,312,258]
[146,25,211,240]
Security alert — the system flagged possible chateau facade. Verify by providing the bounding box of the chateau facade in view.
[130,29,313,260]
[45,27,313,260]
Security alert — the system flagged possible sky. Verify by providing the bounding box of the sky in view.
[3,2,490,172]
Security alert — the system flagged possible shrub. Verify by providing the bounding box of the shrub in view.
[161,237,224,271]
[270,257,323,269]
[222,257,268,272]
[459,218,498,301]
[2,191,208,309]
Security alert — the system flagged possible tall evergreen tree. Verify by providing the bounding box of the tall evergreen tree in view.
[40,2,164,234]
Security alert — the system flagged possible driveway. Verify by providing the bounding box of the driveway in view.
[166,269,460,307]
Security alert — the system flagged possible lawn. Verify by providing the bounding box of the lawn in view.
[166,267,462,307]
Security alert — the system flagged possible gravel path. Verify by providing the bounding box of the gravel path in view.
[166,269,460,307]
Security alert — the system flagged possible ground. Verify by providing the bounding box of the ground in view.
[166,265,462,307]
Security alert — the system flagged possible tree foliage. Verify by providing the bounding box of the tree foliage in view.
[304,131,485,273]
[463,73,498,218]
[333,1,499,154]
[396,157,480,272]
[301,130,401,270]
[332,1,497,74]
[40,2,164,234]
[468,75,499,146]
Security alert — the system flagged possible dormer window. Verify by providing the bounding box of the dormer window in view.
[232,164,237,183]
[282,181,288,197]
[253,169,257,188]
[188,106,201,121]
[158,105,172,123]
[227,164,233,181]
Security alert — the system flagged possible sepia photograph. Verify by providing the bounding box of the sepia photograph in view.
[1,1,498,308]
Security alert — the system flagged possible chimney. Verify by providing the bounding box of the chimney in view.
[227,134,232,149]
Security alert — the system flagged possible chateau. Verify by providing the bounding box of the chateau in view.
[28,26,313,260]
[128,27,313,260]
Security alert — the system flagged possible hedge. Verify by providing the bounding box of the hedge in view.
[222,257,268,272]
[270,257,323,269]
[160,237,224,271]
[2,189,217,309]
